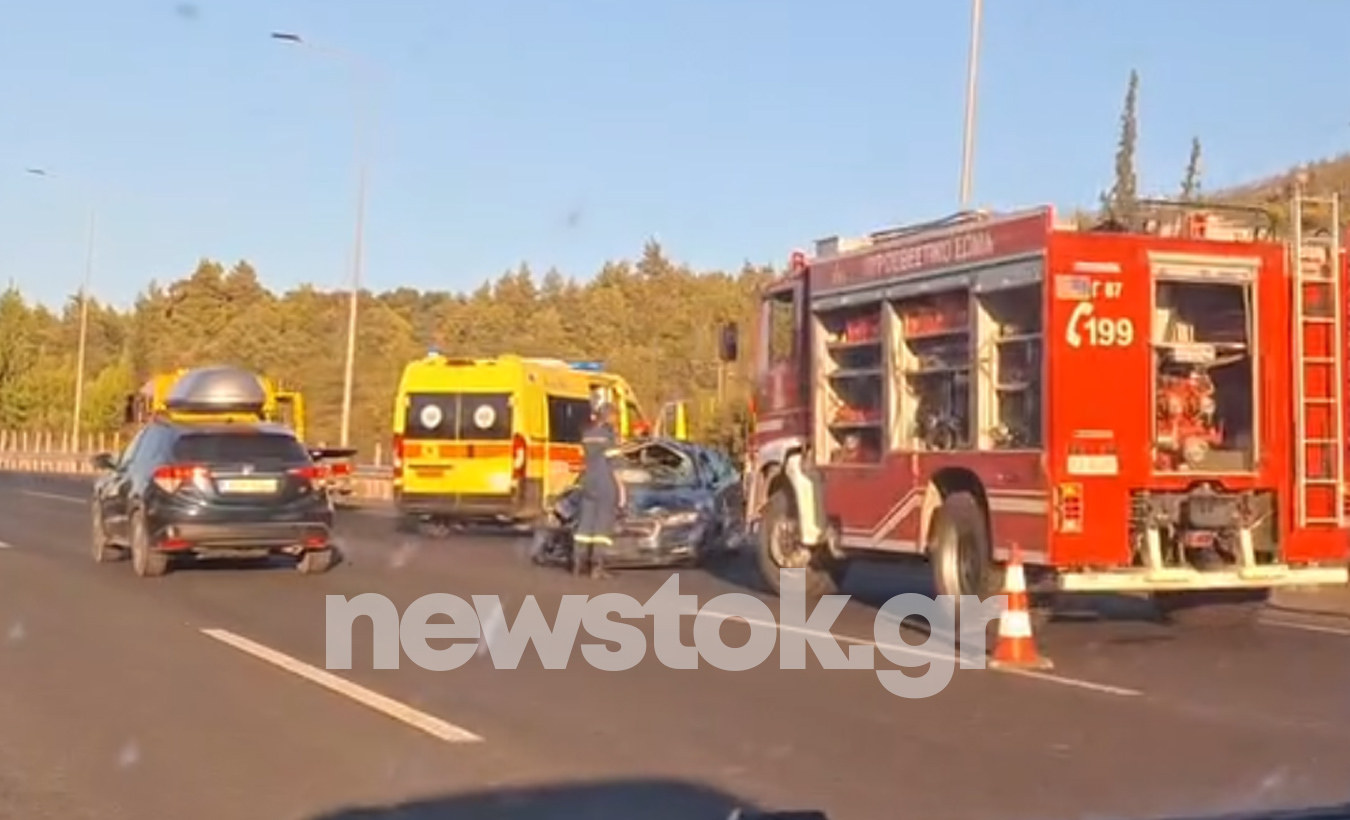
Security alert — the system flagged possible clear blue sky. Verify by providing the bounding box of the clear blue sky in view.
[1,0,1346,310]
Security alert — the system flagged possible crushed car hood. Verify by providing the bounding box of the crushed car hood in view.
[554,483,705,523]
[626,485,703,518]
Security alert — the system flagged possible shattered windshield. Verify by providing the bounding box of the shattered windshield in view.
[616,443,699,487]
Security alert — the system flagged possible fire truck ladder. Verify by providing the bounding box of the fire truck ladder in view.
[1290,190,1346,527]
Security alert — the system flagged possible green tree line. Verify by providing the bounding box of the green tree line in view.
[0,241,774,459]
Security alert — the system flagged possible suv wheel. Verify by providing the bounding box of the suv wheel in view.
[91,505,121,563]
[129,513,170,578]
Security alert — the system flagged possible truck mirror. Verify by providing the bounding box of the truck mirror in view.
[719,322,739,362]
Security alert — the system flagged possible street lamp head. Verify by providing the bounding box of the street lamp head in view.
[271,31,303,43]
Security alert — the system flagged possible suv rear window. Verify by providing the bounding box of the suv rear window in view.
[172,431,311,465]
[405,393,511,441]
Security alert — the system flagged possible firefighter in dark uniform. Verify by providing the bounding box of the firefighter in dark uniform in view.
[573,402,625,579]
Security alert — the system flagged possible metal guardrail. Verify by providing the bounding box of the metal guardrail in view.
[0,451,394,501]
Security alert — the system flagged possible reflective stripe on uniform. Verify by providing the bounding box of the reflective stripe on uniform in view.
[574,534,614,545]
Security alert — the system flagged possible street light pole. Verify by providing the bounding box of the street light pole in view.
[72,206,95,447]
[958,0,984,209]
[341,160,367,448]
[26,168,96,447]
[272,31,370,448]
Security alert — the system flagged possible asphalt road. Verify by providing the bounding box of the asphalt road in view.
[2,471,1350,820]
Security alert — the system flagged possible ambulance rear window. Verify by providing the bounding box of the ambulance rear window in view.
[406,393,511,441]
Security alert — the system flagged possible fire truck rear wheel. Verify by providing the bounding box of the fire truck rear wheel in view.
[929,491,1001,601]
[1152,588,1270,627]
[757,486,842,598]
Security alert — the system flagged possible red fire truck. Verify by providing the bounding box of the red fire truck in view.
[726,192,1350,622]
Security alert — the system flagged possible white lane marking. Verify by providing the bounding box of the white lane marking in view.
[0,541,11,549]
[697,609,1142,697]
[1261,617,1350,638]
[989,665,1142,696]
[20,490,84,504]
[200,627,484,744]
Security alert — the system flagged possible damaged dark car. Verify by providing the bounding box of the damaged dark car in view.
[530,438,746,569]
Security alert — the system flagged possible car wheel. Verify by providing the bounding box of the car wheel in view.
[297,548,336,575]
[90,504,121,563]
[695,521,731,566]
[129,513,170,578]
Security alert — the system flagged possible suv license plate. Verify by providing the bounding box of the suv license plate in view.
[219,478,278,494]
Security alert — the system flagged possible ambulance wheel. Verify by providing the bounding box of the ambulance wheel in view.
[422,518,453,538]
[756,486,842,599]
[297,547,336,575]
[1153,589,1270,627]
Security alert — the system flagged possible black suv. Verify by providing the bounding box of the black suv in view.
[90,420,337,577]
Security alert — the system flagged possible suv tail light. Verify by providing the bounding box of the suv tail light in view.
[153,464,208,493]
[511,434,527,482]
[330,461,352,477]
[289,464,328,483]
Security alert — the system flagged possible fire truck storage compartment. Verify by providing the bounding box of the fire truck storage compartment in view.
[1150,271,1255,473]
[972,282,1044,450]
[892,290,972,451]
[813,302,885,463]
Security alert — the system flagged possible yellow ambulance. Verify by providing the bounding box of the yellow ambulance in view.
[391,353,691,529]
[391,354,599,527]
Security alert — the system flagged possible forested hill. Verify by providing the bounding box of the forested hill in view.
[0,241,774,457]
[1215,152,1350,207]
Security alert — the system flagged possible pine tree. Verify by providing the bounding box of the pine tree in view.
[1180,137,1203,201]
[1105,70,1140,223]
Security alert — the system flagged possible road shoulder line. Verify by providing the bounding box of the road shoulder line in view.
[701,610,1143,698]
[1260,617,1350,638]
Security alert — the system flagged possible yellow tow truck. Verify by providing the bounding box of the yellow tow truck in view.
[124,367,357,495]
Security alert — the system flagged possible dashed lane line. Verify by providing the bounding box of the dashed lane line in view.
[200,627,484,744]
[19,490,84,504]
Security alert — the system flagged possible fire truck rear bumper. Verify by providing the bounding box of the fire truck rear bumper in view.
[1052,565,1350,593]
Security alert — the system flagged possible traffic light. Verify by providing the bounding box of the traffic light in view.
[719,322,739,362]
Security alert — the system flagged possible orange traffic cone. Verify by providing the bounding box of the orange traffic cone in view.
[989,546,1052,671]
